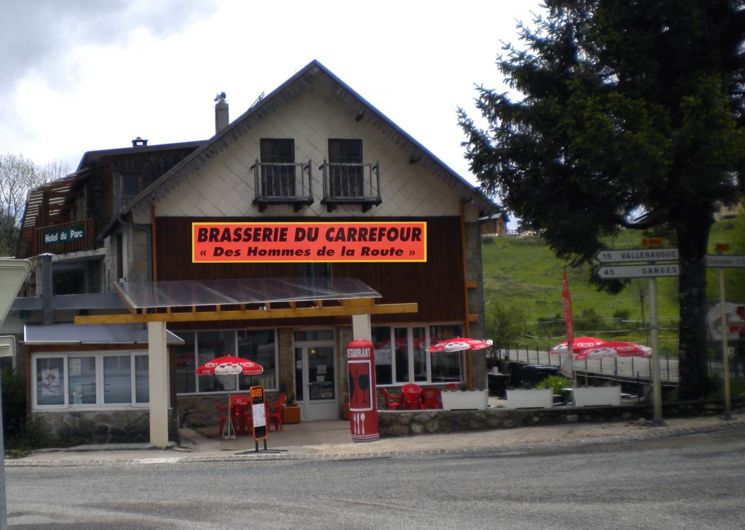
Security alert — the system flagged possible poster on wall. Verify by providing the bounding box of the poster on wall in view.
[192,221,427,263]
[40,368,61,396]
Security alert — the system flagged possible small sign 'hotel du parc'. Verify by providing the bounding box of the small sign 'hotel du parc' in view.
[191,221,428,263]
[43,224,85,244]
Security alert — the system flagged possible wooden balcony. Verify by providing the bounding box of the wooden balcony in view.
[319,161,381,212]
[251,161,314,212]
[33,218,97,256]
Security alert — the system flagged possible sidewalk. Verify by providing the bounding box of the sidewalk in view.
[8,414,744,467]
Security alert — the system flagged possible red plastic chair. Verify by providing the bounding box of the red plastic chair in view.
[401,383,424,410]
[379,388,402,410]
[230,394,251,435]
[420,387,442,409]
[266,393,287,432]
[215,401,231,437]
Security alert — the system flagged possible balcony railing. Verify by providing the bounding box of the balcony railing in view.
[33,218,96,255]
[251,161,314,212]
[319,161,381,212]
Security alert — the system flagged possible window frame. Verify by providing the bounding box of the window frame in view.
[174,328,280,396]
[372,323,464,387]
[32,351,149,411]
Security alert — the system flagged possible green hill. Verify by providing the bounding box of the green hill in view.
[480,217,744,356]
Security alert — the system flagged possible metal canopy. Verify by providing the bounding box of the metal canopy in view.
[24,323,184,345]
[116,277,381,310]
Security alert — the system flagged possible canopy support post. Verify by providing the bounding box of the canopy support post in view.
[148,321,170,447]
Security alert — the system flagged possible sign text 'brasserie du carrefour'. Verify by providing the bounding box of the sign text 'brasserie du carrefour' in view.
[192,222,427,263]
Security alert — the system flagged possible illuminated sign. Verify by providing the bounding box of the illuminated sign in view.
[192,222,427,263]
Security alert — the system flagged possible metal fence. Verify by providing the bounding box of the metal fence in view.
[489,345,680,383]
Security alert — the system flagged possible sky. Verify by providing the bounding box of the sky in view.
[1,0,543,219]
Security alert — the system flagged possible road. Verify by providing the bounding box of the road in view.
[7,427,745,529]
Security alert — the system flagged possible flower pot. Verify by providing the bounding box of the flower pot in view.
[440,389,488,410]
[282,405,301,424]
[505,389,553,409]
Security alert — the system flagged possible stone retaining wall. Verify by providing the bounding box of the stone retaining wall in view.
[378,399,743,437]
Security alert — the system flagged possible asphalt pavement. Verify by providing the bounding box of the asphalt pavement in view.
[8,413,745,467]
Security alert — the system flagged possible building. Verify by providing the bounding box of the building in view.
[9,60,499,446]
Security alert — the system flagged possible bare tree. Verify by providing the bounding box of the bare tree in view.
[0,154,67,256]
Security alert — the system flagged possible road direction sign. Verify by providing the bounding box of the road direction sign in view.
[594,263,680,279]
[594,248,678,264]
[705,255,745,268]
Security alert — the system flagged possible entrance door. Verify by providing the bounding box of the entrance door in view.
[294,341,337,421]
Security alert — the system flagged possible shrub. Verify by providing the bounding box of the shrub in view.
[536,374,572,395]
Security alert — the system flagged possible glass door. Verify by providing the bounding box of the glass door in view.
[294,341,337,421]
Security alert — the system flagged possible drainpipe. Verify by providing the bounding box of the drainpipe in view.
[39,253,54,324]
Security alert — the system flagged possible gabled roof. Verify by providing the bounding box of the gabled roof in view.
[124,60,500,216]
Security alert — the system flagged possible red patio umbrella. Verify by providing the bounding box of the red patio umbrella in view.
[550,336,607,355]
[428,337,493,353]
[196,355,263,439]
[576,341,652,361]
[196,355,264,376]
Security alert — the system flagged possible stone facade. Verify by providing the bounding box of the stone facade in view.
[33,409,154,445]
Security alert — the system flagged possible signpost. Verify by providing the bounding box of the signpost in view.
[593,246,678,427]
[706,246,745,421]
[594,264,680,279]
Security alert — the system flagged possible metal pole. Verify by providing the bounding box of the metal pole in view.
[649,277,665,426]
[719,269,733,420]
[0,375,7,530]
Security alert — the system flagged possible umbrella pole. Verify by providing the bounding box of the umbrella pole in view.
[224,388,235,439]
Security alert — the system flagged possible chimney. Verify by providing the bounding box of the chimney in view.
[214,92,229,133]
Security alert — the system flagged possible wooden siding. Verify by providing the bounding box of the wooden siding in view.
[155,216,464,325]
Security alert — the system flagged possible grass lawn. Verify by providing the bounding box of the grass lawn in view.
[480,218,744,356]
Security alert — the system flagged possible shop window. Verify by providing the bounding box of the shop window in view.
[430,324,464,383]
[68,356,96,405]
[394,328,409,383]
[372,327,393,385]
[174,332,196,394]
[33,352,147,409]
[197,331,236,392]
[36,357,65,406]
[238,330,277,390]
[412,327,427,382]
[103,355,132,404]
[174,329,278,395]
[135,355,149,403]
[374,324,463,386]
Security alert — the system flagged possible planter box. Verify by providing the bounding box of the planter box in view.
[505,389,553,409]
[441,390,488,410]
[573,386,621,407]
[281,405,301,424]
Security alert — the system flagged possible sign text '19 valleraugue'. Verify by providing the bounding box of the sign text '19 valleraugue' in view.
[191,222,427,263]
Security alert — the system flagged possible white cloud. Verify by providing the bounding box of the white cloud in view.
[1,0,542,192]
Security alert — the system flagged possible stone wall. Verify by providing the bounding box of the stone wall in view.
[33,409,156,445]
[378,399,743,437]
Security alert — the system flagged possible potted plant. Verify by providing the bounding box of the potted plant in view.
[281,391,301,424]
